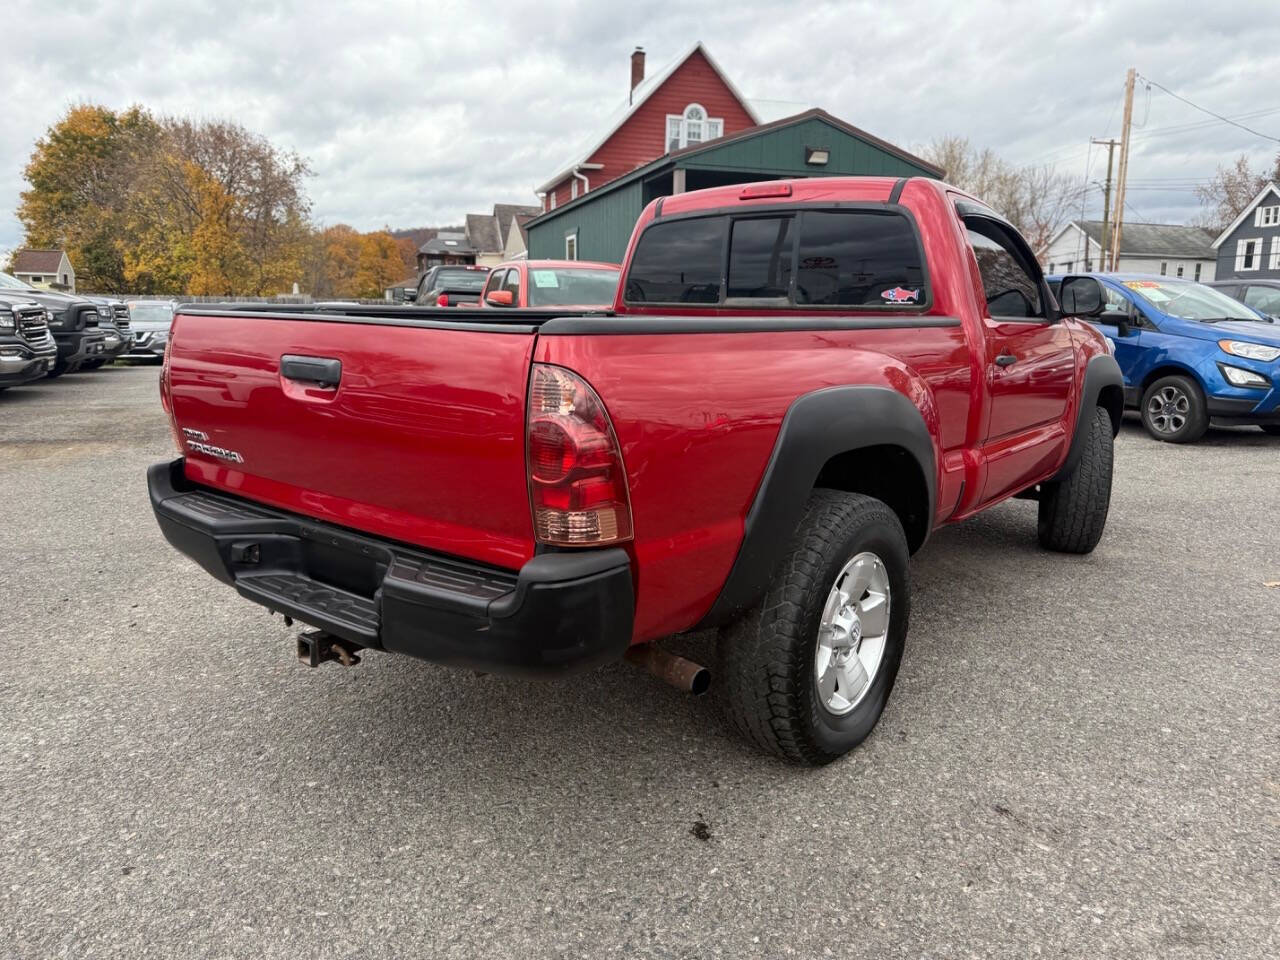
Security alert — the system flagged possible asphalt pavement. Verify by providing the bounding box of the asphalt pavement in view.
[1,364,1276,959]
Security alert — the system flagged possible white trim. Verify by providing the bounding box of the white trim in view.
[570,179,578,200]
[1211,182,1280,248]
[665,102,724,152]
[1236,237,1263,271]
[1270,236,1280,271]
[1258,204,1280,228]
[564,231,578,261]
[534,42,758,194]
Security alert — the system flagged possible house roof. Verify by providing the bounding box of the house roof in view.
[1210,181,1280,249]
[12,249,65,273]
[465,214,502,253]
[493,203,541,242]
[536,42,759,195]
[525,108,945,230]
[419,231,476,256]
[413,227,465,254]
[1070,220,1216,258]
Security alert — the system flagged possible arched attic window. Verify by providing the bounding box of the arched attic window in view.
[666,103,723,152]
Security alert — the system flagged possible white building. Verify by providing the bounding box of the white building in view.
[1040,220,1217,281]
[12,249,75,292]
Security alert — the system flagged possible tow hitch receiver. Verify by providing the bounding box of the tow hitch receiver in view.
[297,629,364,668]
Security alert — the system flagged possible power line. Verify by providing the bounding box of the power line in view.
[1139,75,1280,143]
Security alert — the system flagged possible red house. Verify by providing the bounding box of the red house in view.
[536,43,769,212]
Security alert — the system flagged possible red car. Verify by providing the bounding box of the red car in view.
[479,259,620,309]
[149,176,1121,764]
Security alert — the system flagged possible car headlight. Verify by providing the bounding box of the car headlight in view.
[1219,339,1280,362]
[1219,364,1271,389]
[0,309,14,334]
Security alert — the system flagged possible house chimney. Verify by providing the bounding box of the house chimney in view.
[630,47,645,99]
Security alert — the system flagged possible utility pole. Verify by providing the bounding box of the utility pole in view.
[1110,68,1137,271]
[1091,138,1119,271]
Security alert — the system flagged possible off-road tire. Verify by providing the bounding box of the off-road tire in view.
[716,490,910,766]
[1140,374,1208,443]
[1037,406,1113,554]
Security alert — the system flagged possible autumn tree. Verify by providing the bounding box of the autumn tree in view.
[17,104,159,291]
[354,231,407,298]
[18,104,312,295]
[1193,153,1280,233]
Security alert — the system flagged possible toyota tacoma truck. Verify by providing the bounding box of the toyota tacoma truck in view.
[149,176,1122,765]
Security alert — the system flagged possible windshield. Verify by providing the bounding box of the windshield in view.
[434,269,488,292]
[527,268,620,307]
[0,272,35,291]
[128,302,175,323]
[1119,279,1260,322]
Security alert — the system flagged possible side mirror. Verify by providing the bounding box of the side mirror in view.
[486,289,514,307]
[1059,276,1105,317]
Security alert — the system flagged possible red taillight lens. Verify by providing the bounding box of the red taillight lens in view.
[527,364,632,546]
[436,294,449,307]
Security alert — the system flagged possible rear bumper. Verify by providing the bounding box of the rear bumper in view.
[148,459,634,677]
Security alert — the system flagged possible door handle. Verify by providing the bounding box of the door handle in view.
[994,353,1018,367]
[281,354,342,388]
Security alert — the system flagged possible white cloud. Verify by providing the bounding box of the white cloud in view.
[3,0,1278,252]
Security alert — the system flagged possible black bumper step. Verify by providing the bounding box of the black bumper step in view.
[237,572,379,643]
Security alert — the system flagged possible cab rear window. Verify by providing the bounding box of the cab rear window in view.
[623,208,926,308]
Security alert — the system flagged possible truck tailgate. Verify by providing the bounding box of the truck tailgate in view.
[166,311,537,569]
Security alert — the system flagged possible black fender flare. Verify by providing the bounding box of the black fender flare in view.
[1052,353,1124,482]
[695,385,936,630]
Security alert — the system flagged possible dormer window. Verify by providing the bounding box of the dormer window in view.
[666,103,723,152]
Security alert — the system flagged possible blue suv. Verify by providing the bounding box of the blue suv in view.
[1049,274,1280,443]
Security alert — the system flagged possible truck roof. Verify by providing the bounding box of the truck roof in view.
[656,175,941,218]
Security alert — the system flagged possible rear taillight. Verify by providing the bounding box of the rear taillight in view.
[527,364,632,546]
[436,294,449,307]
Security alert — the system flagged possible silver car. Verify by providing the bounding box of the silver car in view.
[124,300,176,360]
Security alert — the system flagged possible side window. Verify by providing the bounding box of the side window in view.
[502,268,522,301]
[1101,285,1130,318]
[794,211,925,306]
[624,216,725,303]
[727,217,793,299]
[1244,285,1280,316]
[483,269,507,299]
[965,222,1043,319]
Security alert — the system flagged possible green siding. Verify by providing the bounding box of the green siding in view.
[527,180,645,264]
[526,116,937,263]
[680,117,937,179]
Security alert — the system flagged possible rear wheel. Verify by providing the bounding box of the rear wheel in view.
[1140,375,1207,443]
[1038,406,1113,554]
[716,490,909,765]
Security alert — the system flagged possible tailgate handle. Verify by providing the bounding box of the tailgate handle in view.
[281,354,342,388]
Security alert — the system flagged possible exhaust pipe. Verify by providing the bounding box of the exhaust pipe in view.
[625,643,710,695]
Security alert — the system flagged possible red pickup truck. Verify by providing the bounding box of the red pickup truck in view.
[149,176,1122,765]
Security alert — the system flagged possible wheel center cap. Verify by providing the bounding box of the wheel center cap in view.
[848,614,862,646]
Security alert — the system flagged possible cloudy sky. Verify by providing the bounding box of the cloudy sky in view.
[2,0,1278,254]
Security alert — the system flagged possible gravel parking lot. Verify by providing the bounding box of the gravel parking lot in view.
[2,364,1276,959]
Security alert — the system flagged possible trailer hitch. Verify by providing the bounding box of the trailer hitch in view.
[296,629,363,668]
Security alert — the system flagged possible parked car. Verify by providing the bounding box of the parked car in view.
[1048,274,1280,440]
[0,294,58,391]
[1205,278,1280,322]
[79,295,134,368]
[0,272,108,377]
[125,300,176,360]
[148,176,1122,765]
[479,260,620,309]
[413,264,490,306]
